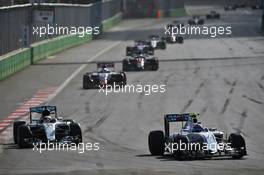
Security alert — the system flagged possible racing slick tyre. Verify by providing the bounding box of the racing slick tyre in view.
[126,47,133,56]
[228,133,246,159]
[206,15,211,19]
[120,72,127,86]
[152,60,159,71]
[83,75,92,89]
[148,130,165,156]
[173,135,190,160]
[198,19,204,25]
[160,42,166,50]
[13,121,26,144]
[122,59,130,71]
[176,36,184,44]
[70,122,82,144]
[17,125,33,148]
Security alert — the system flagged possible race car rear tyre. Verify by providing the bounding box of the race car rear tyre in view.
[18,125,33,148]
[121,72,127,86]
[176,37,184,44]
[83,75,91,89]
[228,133,246,159]
[206,15,211,19]
[148,130,165,156]
[122,60,130,71]
[70,123,82,144]
[13,121,26,144]
[160,42,166,49]
[152,61,159,71]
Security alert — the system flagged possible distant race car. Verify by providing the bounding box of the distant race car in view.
[83,62,126,89]
[147,35,166,50]
[163,34,184,44]
[13,106,82,148]
[224,5,236,11]
[252,4,263,9]
[148,113,247,160]
[188,15,204,25]
[164,23,184,44]
[126,40,154,56]
[122,54,159,71]
[206,11,220,19]
[234,3,246,8]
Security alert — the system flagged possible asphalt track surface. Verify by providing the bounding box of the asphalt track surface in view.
[0,6,264,175]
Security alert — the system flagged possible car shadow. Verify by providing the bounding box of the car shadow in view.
[136,153,247,161]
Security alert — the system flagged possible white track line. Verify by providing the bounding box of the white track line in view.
[46,41,122,103]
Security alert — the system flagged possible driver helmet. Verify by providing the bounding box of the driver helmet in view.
[102,65,109,72]
[42,109,50,117]
[192,123,204,132]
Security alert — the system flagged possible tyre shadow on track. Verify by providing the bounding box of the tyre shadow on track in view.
[1,143,18,149]
[135,154,247,161]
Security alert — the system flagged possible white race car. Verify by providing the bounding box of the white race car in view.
[13,106,82,148]
[148,113,247,160]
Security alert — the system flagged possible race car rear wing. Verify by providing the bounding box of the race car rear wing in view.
[164,113,199,138]
[97,62,115,70]
[29,106,57,123]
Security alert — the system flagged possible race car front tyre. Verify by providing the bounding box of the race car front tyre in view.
[228,133,247,159]
[18,125,33,148]
[148,130,165,156]
[70,122,82,144]
[13,121,26,144]
[173,135,190,160]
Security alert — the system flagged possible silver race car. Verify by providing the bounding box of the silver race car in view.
[83,62,126,89]
[122,53,159,71]
[188,15,204,25]
[147,35,166,50]
[13,106,82,148]
[126,40,154,56]
[148,113,247,160]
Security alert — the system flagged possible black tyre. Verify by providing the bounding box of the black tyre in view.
[83,75,91,89]
[122,60,129,71]
[70,122,82,144]
[148,130,165,156]
[199,20,204,25]
[126,47,132,56]
[176,36,184,44]
[18,125,33,148]
[152,59,159,71]
[173,135,190,160]
[120,72,127,85]
[228,133,246,159]
[161,42,166,49]
[13,121,26,144]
